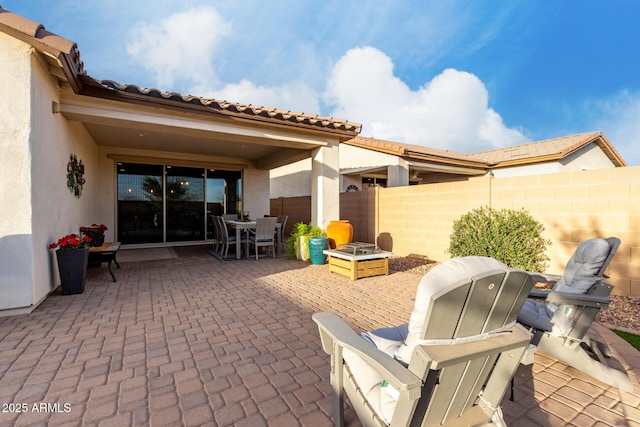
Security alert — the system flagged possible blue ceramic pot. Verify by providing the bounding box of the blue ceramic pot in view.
[309,237,328,265]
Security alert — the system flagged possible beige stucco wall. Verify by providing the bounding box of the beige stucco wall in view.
[340,144,398,169]
[270,144,400,197]
[243,167,270,218]
[270,158,312,198]
[0,34,100,313]
[0,33,34,311]
[32,59,100,307]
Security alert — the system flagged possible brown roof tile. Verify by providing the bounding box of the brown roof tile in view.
[468,132,626,166]
[0,6,85,76]
[87,79,361,134]
[348,132,626,169]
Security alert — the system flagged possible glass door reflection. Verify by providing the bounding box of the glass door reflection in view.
[166,166,205,242]
[117,163,164,244]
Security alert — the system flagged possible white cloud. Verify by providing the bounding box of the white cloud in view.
[325,47,528,153]
[200,80,320,114]
[586,91,640,166]
[126,7,231,90]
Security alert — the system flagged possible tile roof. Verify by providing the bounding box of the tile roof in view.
[83,79,361,134]
[344,136,487,168]
[0,5,85,90]
[0,6,361,137]
[347,132,626,168]
[467,131,626,166]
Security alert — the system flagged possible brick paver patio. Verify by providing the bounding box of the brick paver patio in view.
[0,246,638,426]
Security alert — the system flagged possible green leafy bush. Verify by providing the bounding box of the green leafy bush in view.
[448,206,551,272]
[286,223,325,257]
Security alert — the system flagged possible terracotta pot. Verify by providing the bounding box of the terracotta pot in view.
[326,220,353,249]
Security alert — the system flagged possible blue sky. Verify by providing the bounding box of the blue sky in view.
[3,1,639,164]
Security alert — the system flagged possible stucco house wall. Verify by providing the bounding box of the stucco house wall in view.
[270,158,312,198]
[0,34,100,312]
[0,32,34,311]
[270,143,404,197]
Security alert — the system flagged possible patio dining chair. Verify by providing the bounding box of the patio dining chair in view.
[517,237,633,391]
[216,216,246,259]
[248,217,277,260]
[210,215,222,254]
[314,256,533,427]
[277,215,288,254]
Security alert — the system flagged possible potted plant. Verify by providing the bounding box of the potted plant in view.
[286,222,311,260]
[80,223,108,247]
[286,223,327,262]
[308,229,328,265]
[49,233,92,295]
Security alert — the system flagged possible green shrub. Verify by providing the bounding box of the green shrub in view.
[448,206,551,272]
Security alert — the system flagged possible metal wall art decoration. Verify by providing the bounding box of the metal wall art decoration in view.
[67,154,85,198]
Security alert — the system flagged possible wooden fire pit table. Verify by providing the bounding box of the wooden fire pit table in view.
[323,243,394,281]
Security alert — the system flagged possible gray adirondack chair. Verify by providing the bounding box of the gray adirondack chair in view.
[313,256,533,427]
[517,237,633,392]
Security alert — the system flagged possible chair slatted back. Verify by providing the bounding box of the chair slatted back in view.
[414,270,532,426]
[217,216,230,241]
[421,270,531,340]
[254,217,277,241]
[599,237,621,277]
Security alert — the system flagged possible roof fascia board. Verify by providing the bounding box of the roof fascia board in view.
[591,134,626,166]
[406,160,487,175]
[341,165,389,175]
[402,151,487,169]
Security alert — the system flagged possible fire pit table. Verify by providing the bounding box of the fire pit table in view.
[323,243,394,280]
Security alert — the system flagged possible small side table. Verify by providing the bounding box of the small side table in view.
[89,242,121,282]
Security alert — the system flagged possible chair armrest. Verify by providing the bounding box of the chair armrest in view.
[546,291,610,308]
[312,312,422,394]
[411,324,532,370]
[527,272,562,284]
[528,289,550,299]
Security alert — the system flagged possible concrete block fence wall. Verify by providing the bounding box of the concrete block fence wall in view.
[271,165,640,296]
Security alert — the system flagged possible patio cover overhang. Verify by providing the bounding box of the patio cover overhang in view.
[55,79,359,171]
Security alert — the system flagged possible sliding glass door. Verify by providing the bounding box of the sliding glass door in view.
[117,163,164,244]
[117,162,242,245]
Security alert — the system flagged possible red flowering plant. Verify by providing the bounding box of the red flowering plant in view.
[79,223,108,233]
[48,234,92,251]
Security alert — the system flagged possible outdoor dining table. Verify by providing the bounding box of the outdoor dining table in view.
[225,220,282,259]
